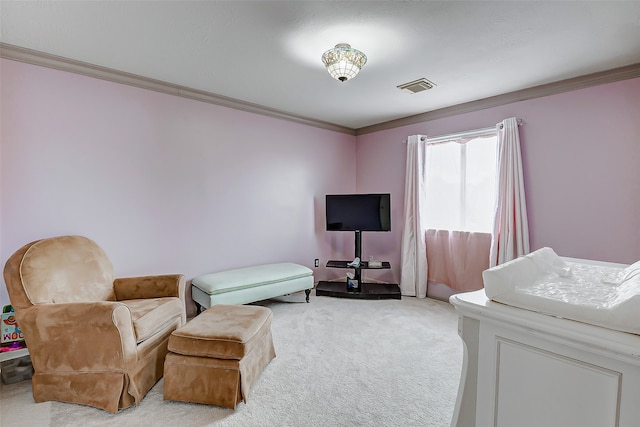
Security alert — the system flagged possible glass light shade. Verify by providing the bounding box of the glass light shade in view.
[321,43,367,82]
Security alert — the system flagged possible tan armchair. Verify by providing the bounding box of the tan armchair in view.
[3,235,186,413]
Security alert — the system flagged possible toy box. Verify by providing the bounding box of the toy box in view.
[1,355,33,384]
[2,305,24,344]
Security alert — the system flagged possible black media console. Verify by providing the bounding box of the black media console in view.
[315,260,401,300]
[316,230,401,300]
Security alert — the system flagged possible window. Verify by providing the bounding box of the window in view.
[424,133,497,233]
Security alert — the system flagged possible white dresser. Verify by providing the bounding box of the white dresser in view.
[450,288,640,427]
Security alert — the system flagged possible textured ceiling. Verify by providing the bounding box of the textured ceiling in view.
[2,1,640,130]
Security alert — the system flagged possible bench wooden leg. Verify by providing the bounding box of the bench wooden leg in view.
[195,301,205,315]
[305,289,311,303]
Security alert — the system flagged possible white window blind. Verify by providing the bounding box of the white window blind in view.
[424,133,497,233]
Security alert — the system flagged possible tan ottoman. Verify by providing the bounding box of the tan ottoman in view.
[163,304,276,409]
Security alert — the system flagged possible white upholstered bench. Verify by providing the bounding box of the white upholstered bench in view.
[191,263,314,310]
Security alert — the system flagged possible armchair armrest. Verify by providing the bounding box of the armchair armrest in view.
[114,274,185,300]
[16,302,138,372]
[114,274,186,324]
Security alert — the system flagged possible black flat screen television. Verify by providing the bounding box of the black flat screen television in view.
[325,193,391,232]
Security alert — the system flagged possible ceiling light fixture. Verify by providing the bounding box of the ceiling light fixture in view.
[321,43,367,82]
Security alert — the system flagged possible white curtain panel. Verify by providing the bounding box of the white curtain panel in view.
[490,117,530,266]
[400,135,428,298]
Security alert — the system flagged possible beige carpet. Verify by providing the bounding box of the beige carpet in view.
[0,291,462,427]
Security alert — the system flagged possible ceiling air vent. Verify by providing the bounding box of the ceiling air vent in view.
[397,78,436,94]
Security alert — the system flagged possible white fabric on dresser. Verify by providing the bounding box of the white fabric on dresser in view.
[483,247,640,334]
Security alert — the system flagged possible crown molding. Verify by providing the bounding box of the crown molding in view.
[0,43,356,136]
[3,43,639,138]
[356,62,640,135]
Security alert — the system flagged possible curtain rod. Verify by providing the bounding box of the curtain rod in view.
[418,118,523,142]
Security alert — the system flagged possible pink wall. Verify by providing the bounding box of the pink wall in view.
[357,77,640,285]
[0,59,357,311]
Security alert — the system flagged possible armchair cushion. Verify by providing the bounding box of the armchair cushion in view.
[18,235,116,303]
[121,298,184,344]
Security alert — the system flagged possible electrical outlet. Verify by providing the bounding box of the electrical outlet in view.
[314,258,319,267]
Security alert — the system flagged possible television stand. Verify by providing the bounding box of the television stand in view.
[316,260,401,300]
